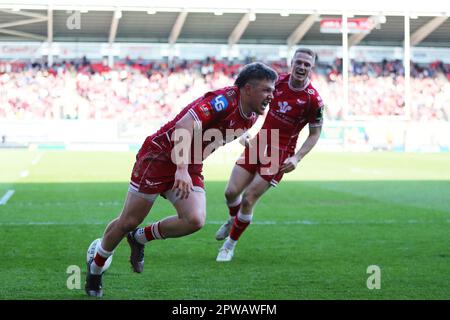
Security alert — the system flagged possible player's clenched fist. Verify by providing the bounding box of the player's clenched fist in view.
[280,155,300,174]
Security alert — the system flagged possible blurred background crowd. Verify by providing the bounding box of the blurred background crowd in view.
[1,56,449,122]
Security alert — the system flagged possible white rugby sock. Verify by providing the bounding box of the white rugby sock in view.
[134,222,164,245]
[90,261,104,275]
[226,195,242,208]
[90,243,113,275]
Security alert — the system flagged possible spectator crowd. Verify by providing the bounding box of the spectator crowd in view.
[1,56,449,122]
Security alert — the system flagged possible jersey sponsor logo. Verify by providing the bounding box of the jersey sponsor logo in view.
[307,88,315,95]
[145,179,163,186]
[296,99,306,105]
[226,90,236,97]
[271,111,299,126]
[229,119,236,127]
[278,101,292,114]
[210,95,229,112]
[199,104,210,117]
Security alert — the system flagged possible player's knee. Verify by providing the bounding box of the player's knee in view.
[224,186,239,202]
[185,211,206,231]
[118,216,142,233]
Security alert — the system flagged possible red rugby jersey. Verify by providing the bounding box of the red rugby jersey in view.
[139,86,257,162]
[258,73,324,153]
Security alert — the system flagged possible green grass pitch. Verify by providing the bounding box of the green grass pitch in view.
[0,149,449,299]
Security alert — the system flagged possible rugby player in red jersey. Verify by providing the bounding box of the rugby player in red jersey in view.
[214,48,324,262]
[85,62,277,297]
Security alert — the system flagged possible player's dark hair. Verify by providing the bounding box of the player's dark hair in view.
[234,62,278,89]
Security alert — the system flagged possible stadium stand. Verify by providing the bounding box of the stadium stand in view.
[1,57,449,121]
[0,0,449,152]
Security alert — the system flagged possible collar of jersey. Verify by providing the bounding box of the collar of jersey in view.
[238,97,254,120]
[288,76,310,92]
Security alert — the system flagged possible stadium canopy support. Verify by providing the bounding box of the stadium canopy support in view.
[228,12,252,50]
[0,9,47,41]
[410,16,448,46]
[107,9,122,67]
[347,15,386,48]
[286,14,319,49]
[168,10,188,62]
[169,11,188,45]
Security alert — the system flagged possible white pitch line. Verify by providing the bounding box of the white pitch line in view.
[0,190,15,205]
[0,221,105,226]
[20,170,29,178]
[0,219,447,226]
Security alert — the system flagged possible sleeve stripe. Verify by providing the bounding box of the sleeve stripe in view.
[188,109,202,126]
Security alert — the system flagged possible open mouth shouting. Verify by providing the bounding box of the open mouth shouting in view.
[261,98,272,110]
[295,69,307,78]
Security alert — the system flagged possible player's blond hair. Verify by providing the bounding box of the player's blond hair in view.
[293,48,316,65]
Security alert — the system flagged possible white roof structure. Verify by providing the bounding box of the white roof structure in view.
[0,0,448,47]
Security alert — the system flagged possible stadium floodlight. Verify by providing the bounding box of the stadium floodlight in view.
[280,11,289,17]
[378,15,387,23]
[214,10,223,15]
[410,14,418,19]
[11,6,21,11]
[249,11,256,21]
[147,9,156,15]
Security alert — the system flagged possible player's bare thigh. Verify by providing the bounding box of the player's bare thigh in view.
[171,187,207,227]
[101,190,156,251]
[225,164,256,198]
[118,189,156,227]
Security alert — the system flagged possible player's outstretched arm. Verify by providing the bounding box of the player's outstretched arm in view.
[280,125,321,174]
